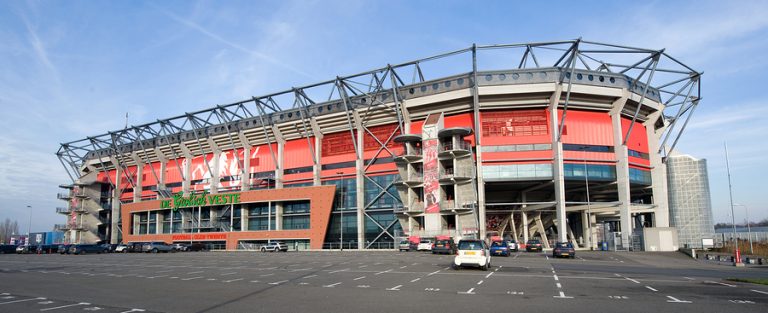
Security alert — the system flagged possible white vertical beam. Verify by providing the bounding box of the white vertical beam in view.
[644,111,670,227]
[548,84,566,242]
[611,92,631,249]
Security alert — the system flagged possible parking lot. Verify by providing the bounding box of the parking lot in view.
[1,250,767,312]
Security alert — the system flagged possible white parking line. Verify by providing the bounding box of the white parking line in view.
[120,309,146,313]
[330,268,349,274]
[625,277,640,284]
[399,266,407,269]
[0,297,46,305]
[41,302,90,311]
[750,289,768,295]
[353,276,366,281]
[323,282,341,288]
[666,296,691,303]
[705,281,736,287]
[181,276,203,281]
[224,278,243,283]
[554,291,573,299]
[250,280,260,283]
[374,269,392,275]
[187,271,204,274]
[269,280,288,285]
[477,280,484,285]
[410,278,421,283]
[556,283,562,288]
[302,275,317,279]
[147,275,167,279]
[458,288,475,295]
[485,272,494,278]
[427,270,440,276]
[646,286,658,292]
[553,275,559,281]
[260,273,274,277]
[386,285,402,291]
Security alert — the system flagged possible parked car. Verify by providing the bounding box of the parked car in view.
[526,239,543,252]
[69,244,107,255]
[99,243,118,253]
[431,239,456,255]
[38,244,59,254]
[261,242,288,252]
[553,242,575,258]
[16,245,38,254]
[452,239,491,270]
[57,244,72,254]
[127,242,147,253]
[507,240,518,252]
[172,243,188,252]
[114,244,129,253]
[0,245,17,254]
[185,243,209,252]
[490,241,511,257]
[398,240,410,252]
[417,240,433,251]
[142,242,174,253]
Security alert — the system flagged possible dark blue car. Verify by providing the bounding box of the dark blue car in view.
[69,244,107,255]
[490,241,511,257]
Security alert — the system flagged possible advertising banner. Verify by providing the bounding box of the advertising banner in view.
[423,138,440,213]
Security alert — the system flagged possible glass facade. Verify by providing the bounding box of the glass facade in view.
[563,163,616,181]
[323,179,357,211]
[483,164,553,181]
[667,154,715,249]
[364,175,400,210]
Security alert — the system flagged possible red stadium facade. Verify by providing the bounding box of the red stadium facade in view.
[56,40,700,251]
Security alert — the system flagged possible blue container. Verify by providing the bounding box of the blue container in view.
[600,241,608,251]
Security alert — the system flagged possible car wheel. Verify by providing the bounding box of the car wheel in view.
[481,264,488,271]
[152,248,158,254]
[261,248,266,252]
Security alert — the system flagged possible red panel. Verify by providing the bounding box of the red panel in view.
[410,120,424,134]
[141,163,162,187]
[218,149,244,188]
[482,150,553,161]
[249,143,277,173]
[283,138,315,170]
[165,158,185,184]
[443,113,476,145]
[189,154,213,191]
[322,130,356,157]
[563,151,615,162]
[620,118,649,153]
[559,110,614,146]
[480,109,551,145]
[362,123,403,159]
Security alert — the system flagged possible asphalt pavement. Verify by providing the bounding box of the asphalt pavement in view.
[0,250,767,313]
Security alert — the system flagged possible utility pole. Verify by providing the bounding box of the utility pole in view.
[724,142,743,267]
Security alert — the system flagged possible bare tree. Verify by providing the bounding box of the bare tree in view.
[0,218,20,244]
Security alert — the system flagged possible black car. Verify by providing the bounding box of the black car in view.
[58,244,72,254]
[553,242,575,258]
[525,239,543,252]
[99,243,118,253]
[431,239,456,255]
[185,243,208,252]
[69,244,108,255]
[38,244,59,254]
[0,245,17,254]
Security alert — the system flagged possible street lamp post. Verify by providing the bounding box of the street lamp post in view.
[724,142,742,266]
[734,204,753,255]
[336,171,344,251]
[583,159,592,250]
[27,205,32,237]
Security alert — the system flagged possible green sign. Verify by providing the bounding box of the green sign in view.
[160,191,241,211]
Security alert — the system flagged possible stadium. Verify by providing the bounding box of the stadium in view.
[55,39,701,251]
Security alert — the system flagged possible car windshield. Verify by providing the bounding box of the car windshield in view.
[400,241,409,244]
[457,241,484,250]
[420,240,431,244]
[528,240,540,244]
[491,241,506,247]
[556,243,571,248]
[436,240,450,245]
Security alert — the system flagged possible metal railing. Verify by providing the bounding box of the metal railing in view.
[439,140,472,153]
[396,146,423,157]
[407,170,423,182]
[394,201,425,213]
[56,207,71,214]
[440,167,474,179]
[53,224,69,231]
[57,193,71,200]
[440,200,456,209]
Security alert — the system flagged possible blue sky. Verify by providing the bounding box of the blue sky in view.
[1,0,766,233]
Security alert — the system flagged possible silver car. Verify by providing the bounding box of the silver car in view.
[143,242,174,253]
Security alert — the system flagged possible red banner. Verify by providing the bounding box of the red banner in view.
[423,138,439,213]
